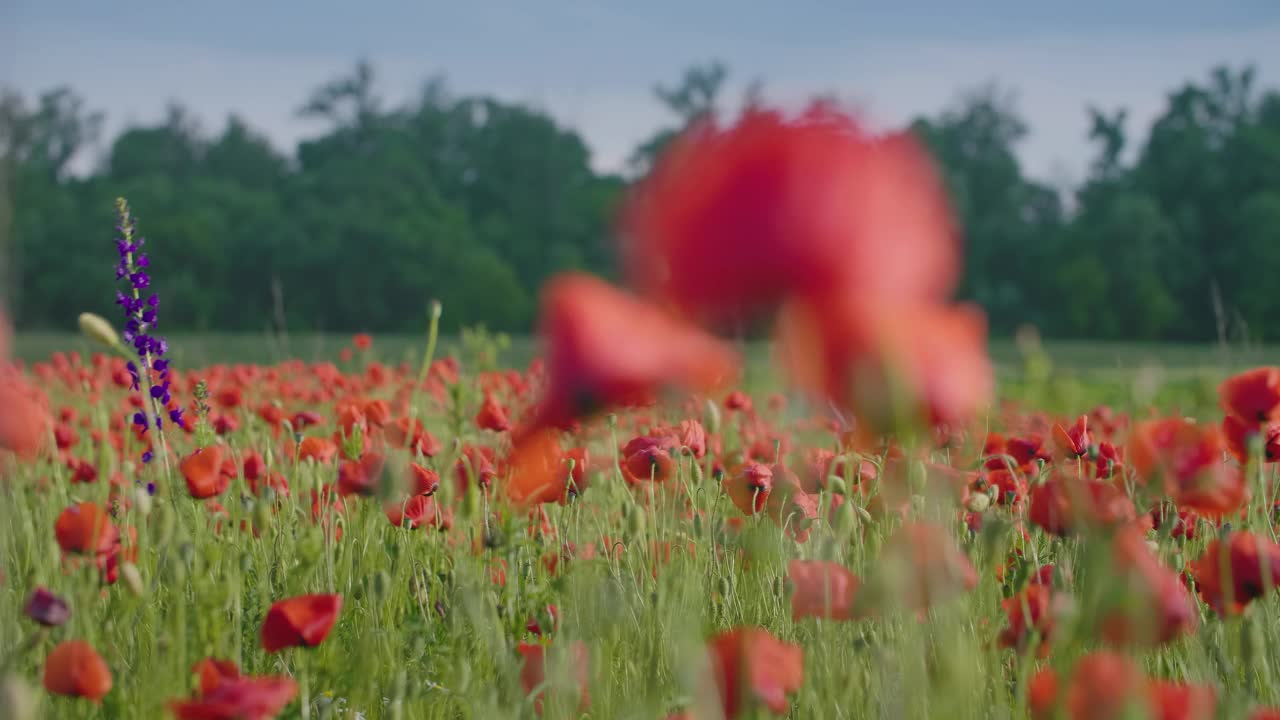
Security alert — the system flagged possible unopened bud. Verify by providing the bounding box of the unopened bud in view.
[703,399,722,436]
[77,312,121,350]
[826,477,848,497]
[120,562,145,596]
[133,486,153,516]
[965,492,992,513]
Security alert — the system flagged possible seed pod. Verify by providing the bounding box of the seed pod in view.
[77,312,121,350]
[371,570,392,605]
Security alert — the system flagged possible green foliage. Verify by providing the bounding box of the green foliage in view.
[5,62,1280,340]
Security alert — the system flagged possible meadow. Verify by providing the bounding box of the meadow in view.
[6,107,1280,720]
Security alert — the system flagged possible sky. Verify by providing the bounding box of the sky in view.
[4,1,1280,186]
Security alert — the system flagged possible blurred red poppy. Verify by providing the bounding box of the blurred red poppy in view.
[1128,418,1249,517]
[296,436,337,464]
[1188,531,1280,615]
[723,462,773,516]
[1028,471,1135,537]
[706,627,804,719]
[1219,367,1280,425]
[517,641,590,714]
[0,367,51,459]
[182,446,229,499]
[788,559,861,621]
[1101,529,1198,646]
[1029,651,1214,720]
[43,640,112,702]
[54,502,118,556]
[192,658,241,695]
[352,333,373,351]
[337,451,386,497]
[520,273,738,436]
[998,583,1055,656]
[777,296,992,433]
[621,104,958,328]
[260,594,343,652]
[620,433,680,485]
[1052,415,1091,458]
[475,391,511,432]
[171,674,298,720]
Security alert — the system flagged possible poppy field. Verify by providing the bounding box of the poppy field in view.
[6,106,1280,720]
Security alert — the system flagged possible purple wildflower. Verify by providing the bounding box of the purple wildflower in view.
[113,197,175,464]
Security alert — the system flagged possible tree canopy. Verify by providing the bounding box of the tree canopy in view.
[4,62,1279,340]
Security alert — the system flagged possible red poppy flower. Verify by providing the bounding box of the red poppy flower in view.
[296,436,337,464]
[506,430,589,505]
[1223,414,1280,463]
[455,445,499,493]
[42,640,112,702]
[621,104,958,328]
[1053,415,1091,457]
[260,594,343,652]
[723,462,773,516]
[1101,529,1198,646]
[1188,531,1280,615]
[182,446,230,499]
[706,627,804,719]
[352,333,373,351]
[191,658,241,695]
[1029,651,1215,720]
[1028,472,1136,537]
[520,273,738,436]
[54,502,118,556]
[724,391,753,413]
[0,368,51,459]
[171,674,299,720]
[788,559,861,621]
[475,391,511,433]
[409,463,441,495]
[385,494,451,530]
[1220,367,1280,425]
[777,297,992,433]
[620,433,680,485]
[336,451,386,497]
[1129,418,1249,517]
[998,583,1055,656]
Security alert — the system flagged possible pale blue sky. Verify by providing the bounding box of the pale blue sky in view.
[4,2,1280,184]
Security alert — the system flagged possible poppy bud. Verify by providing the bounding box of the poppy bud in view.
[77,313,121,351]
[716,576,733,599]
[626,508,646,538]
[827,477,848,497]
[130,486,152,517]
[704,399,722,436]
[253,502,273,533]
[966,492,992,513]
[120,563,145,597]
[371,571,391,605]
[833,501,858,537]
[692,513,705,537]
[1,673,36,720]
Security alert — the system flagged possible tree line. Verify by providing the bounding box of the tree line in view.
[3,62,1279,341]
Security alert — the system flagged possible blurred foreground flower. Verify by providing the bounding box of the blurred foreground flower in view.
[261,594,343,652]
[520,273,739,435]
[622,104,958,328]
[43,640,112,703]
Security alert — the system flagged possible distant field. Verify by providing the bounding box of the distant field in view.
[10,331,1275,376]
